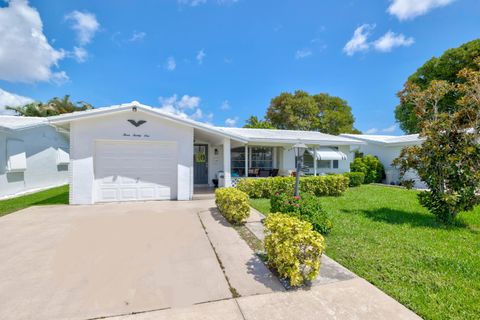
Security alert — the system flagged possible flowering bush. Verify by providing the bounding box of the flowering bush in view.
[264,213,325,286]
[215,188,250,224]
[270,193,332,235]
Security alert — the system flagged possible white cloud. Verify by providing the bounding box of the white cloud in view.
[0,88,33,115]
[220,100,230,110]
[344,25,414,55]
[225,117,238,127]
[373,31,414,52]
[178,0,207,6]
[196,49,206,64]
[72,46,88,62]
[65,10,100,45]
[0,0,66,83]
[295,48,313,59]
[128,31,146,42]
[177,95,201,109]
[381,124,397,133]
[388,0,455,20]
[165,57,176,71]
[343,24,375,56]
[365,128,379,134]
[178,0,239,6]
[158,94,210,122]
[365,124,398,134]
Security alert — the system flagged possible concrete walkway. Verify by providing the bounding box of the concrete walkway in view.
[111,277,420,320]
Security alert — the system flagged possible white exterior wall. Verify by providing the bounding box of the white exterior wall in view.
[0,126,69,199]
[69,111,193,204]
[208,144,223,185]
[357,143,427,188]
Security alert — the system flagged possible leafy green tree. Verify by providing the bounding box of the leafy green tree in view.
[243,115,275,129]
[6,95,93,117]
[350,155,385,184]
[313,93,359,134]
[247,90,359,134]
[393,59,480,223]
[395,39,480,133]
[266,90,318,131]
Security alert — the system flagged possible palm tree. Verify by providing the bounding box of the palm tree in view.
[6,95,93,117]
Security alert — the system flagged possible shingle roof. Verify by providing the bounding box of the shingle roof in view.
[340,134,423,145]
[0,116,48,130]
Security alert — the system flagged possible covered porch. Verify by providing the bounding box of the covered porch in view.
[192,127,354,192]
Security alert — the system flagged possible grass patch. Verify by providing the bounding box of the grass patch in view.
[249,185,480,320]
[0,185,69,217]
[233,224,264,253]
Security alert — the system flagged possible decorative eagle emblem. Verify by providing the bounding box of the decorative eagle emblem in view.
[128,119,147,127]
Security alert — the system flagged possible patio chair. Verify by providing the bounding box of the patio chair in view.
[270,169,279,177]
[259,169,270,177]
[248,168,259,177]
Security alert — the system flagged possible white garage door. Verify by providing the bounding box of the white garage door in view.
[95,141,177,202]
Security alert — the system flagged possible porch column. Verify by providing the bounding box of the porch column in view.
[223,137,232,187]
[313,147,317,176]
[244,144,249,177]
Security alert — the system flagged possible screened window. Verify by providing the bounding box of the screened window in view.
[231,146,274,176]
[251,147,273,169]
[318,160,331,169]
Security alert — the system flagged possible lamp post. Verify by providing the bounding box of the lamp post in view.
[293,143,308,196]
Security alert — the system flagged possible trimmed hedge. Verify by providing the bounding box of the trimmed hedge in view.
[343,172,365,187]
[264,213,325,286]
[271,193,332,235]
[215,187,250,224]
[236,175,349,199]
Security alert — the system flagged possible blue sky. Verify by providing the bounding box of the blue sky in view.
[0,0,479,134]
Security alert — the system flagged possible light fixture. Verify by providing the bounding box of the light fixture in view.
[292,143,308,196]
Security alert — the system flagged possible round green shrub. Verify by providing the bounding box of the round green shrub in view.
[343,172,365,187]
[270,192,333,235]
[350,155,385,184]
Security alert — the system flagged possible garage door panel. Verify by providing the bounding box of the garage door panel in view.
[95,141,177,202]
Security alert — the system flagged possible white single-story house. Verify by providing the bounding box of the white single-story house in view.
[49,101,364,204]
[0,116,70,199]
[341,134,427,189]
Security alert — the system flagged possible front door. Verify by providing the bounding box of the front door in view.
[194,144,208,184]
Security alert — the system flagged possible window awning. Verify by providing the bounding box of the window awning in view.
[307,147,347,161]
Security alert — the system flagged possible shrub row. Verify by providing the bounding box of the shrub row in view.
[343,172,365,187]
[236,175,349,199]
[264,213,325,287]
[215,187,250,224]
[271,193,333,234]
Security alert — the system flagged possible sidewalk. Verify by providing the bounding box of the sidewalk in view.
[110,205,420,320]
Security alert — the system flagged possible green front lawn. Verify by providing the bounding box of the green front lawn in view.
[0,185,69,217]
[250,185,480,320]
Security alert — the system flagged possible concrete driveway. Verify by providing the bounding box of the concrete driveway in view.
[0,200,232,320]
